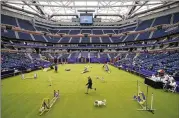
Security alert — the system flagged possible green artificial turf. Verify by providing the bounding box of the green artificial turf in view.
[1,64,179,118]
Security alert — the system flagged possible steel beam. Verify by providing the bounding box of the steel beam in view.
[50,14,78,18]
[1,2,164,8]
[1,0,175,2]
[94,14,123,18]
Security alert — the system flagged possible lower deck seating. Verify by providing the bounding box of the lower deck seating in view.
[114,51,179,76]
[1,52,52,72]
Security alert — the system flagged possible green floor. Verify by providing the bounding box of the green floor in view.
[1,64,179,118]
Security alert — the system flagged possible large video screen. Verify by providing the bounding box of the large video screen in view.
[80,16,93,24]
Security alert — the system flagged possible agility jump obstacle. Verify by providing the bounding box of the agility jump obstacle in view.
[133,80,156,113]
[21,73,37,79]
[39,90,60,115]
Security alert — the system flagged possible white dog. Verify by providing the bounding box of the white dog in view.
[94,99,106,107]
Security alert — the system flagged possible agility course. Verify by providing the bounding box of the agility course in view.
[1,64,179,118]
[133,80,155,113]
[39,90,60,115]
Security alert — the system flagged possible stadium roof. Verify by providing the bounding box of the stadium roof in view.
[1,0,177,22]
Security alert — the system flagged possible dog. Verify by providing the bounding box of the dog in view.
[94,99,106,107]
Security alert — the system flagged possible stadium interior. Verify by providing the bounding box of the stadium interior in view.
[1,0,179,118]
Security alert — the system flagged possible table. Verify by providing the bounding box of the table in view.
[144,78,164,89]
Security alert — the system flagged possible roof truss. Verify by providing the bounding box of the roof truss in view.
[1,0,176,22]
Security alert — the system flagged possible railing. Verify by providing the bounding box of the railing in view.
[1,21,179,38]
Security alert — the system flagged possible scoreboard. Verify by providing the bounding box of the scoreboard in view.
[80,13,93,25]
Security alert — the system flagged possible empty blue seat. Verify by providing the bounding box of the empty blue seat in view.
[60,37,70,43]
[137,19,153,31]
[125,34,138,42]
[35,27,49,32]
[69,30,80,34]
[18,19,35,31]
[33,34,46,42]
[152,15,172,38]
[1,14,18,27]
[58,30,69,34]
[81,37,90,43]
[1,29,16,38]
[18,32,33,40]
[152,29,168,39]
[124,27,137,42]
[135,19,153,40]
[103,30,114,34]
[44,36,60,43]
[136,32,151,40]
[118,36,126,42]
[114,30,119,34]
[48,29,59,34]
[153,15,171,26]
[91,37,101,43]
[101,37,111,43]
[81,30,91,34]
[70,37,80,43]
[44,36,52,42]
[174,12,179,23]
[92,30,103,34]
[111,37,120,43]
[172,12,179,33]
[50,37,61,43]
